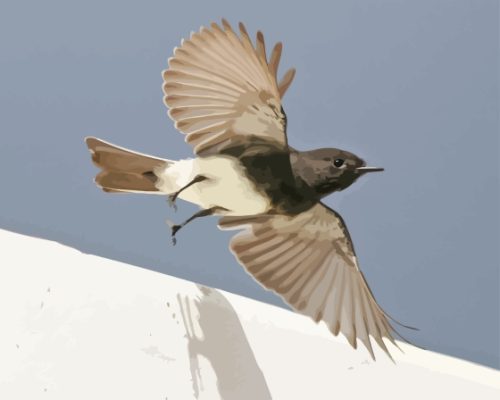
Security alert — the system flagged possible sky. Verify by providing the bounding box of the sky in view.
[0,0,498,368]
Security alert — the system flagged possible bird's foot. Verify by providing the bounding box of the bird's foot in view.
[171,224,182,246]
[167,176,208,212]
[167,194,178,211]
[166,219,182,245]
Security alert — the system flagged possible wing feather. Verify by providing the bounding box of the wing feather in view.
[256,241,310,283]
[268,42,283,80]
[163,20,295,155]
[269,246,315,286]
[164,95,234,107]
[312,254,341,323]
[219,203,400,359]
[278,68,296,97]
[255,31,267,65]
[353,274,376,359]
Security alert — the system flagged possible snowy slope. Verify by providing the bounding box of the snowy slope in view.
[0,229,498,399]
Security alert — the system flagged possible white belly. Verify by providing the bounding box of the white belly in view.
[155,156,271,216]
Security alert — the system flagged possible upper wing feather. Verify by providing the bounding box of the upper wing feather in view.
[163,20,296,155]
[218,203,399,360]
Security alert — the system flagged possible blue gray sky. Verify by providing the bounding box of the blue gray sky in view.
[0,0,498,368]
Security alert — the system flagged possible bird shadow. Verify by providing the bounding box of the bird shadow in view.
[177,285,272,400]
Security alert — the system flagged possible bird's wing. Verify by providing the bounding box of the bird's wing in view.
[163,19,296,155]
[218,203,398,359]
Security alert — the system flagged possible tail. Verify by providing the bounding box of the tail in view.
[85,137,172,193]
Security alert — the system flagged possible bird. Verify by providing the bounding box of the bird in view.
[85,19,410,360]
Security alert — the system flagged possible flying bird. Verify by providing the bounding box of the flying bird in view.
[86,19,409,359]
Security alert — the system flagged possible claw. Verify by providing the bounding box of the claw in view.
[167,194,178,211]
[171,224,181,237]
[165,205,223,247]
[171,224,182,246]
[166,219,181,245]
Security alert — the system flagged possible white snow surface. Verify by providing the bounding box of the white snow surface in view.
[0,228,498,399]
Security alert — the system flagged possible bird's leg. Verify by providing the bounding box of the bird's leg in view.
[167,175,208,211]
[168,206,227,245]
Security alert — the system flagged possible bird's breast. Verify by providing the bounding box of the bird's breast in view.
[237,152,318,215]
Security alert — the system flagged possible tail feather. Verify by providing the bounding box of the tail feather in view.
[95,170,159,193]
[85,137,171,193]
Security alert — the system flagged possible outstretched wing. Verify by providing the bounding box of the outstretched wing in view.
[219,203,399,360]
[163,19,296,155]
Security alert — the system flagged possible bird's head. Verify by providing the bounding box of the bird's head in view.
[291,148,384,197]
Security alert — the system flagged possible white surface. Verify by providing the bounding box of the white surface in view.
[0,228,498,399]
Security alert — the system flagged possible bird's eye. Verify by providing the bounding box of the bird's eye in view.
[333,158,345,168]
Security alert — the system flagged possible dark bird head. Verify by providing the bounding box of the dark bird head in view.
[290,148,384,197]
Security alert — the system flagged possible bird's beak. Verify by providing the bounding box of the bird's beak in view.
[356,166,384,173]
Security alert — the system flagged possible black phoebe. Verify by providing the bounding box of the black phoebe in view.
[86,20,407,359]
